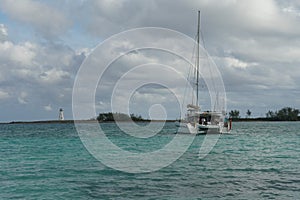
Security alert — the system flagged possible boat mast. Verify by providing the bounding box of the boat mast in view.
[196,10,200,107]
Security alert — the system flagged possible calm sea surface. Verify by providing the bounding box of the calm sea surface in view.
[0,122,299,199]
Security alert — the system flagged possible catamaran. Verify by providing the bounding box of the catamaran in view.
[175,11,231,134]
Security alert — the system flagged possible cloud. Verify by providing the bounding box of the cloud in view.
[39,68,70,84]
[0,0,71,38]
[221,56,257,69]
[44,104,52,111]
[0,24,85,121]
[0,24,8,41]
[0,90,9,100]
[0,41,36,66]
[18,92,28,104]
[64,0,300,117]
[0,0,300,120]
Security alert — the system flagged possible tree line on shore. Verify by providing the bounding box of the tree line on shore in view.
[229,107,300,121]
[96,107,299,122]
[97,112,146,122]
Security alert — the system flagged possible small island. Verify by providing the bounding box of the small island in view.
[96,112,147,122]
[2,107,299,124]
[228,107,300,121]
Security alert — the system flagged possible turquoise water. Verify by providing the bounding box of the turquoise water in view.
[0,122,299,199]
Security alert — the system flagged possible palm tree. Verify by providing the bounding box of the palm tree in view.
[229,110,240,119]
[246,109,251,118]
[266,110,275,118]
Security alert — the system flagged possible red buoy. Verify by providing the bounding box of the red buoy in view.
[229,119,232,130]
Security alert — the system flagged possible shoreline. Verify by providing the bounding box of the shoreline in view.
[1,118,299,125]
[0,119,177,125]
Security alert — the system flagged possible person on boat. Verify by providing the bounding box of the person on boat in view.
[224,118,228,127]
[201,118,207,125]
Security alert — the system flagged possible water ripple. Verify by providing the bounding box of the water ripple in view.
[0,122,299,199]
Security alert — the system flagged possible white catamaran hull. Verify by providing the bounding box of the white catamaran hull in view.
[175,121,198,134]
[175,121,230,134]
[198,124,222,134]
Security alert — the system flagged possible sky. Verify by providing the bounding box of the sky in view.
[0,0,300,122]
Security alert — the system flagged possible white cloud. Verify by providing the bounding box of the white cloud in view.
[0,24,7,36]
[0,90,9,100]
[0,24,8,41]
[0,41,36,66]
[39,68,70,84]
[18,92,28,104]
[0,0,71,38]
[44,104,52,111]
[222,57,254,69]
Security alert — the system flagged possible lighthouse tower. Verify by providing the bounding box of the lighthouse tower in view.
[59,108,64,120]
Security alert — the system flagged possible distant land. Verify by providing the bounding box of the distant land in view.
[2,118,300,125]
[1,119,176,125]
[229,107,300,122]
[1,107,299,124]
[3,120,97,124]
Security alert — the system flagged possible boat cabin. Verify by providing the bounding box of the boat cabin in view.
[199,111,223,125]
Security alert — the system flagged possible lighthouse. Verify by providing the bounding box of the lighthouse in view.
[59,108,64,120]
